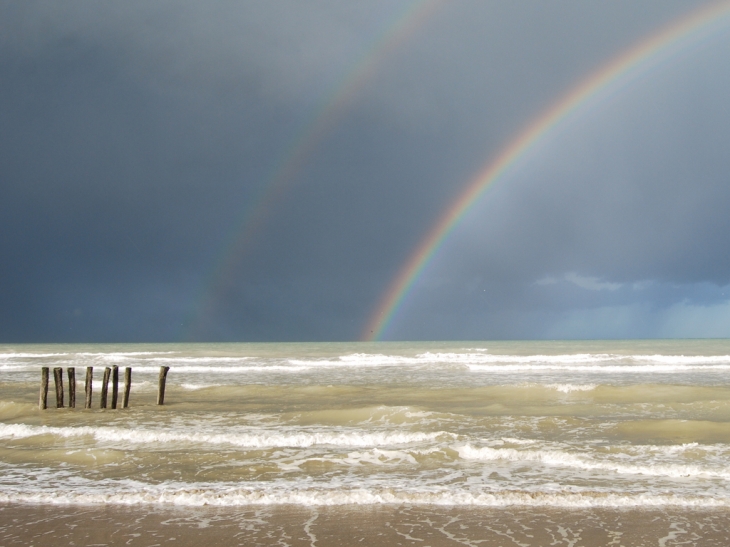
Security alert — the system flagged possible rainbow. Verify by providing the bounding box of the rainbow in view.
[184,0,441,338]
[363,1,730,341]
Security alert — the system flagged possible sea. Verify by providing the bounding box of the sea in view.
[1,340,730,546]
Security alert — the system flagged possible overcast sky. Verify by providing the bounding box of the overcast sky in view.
[2,0,729,342]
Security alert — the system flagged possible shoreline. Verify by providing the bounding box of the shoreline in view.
[1,502,729,546]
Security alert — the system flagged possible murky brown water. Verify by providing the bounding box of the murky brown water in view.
[2,341,730,545]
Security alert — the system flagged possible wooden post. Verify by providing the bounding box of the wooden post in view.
[39,367,49,410]
[67,367,76,408]
[53,367,64,408]
[122,367,132,408]
[157,366,170,405]
[84,367,93,409]
[111,366,119,409]
[100,367,111,409]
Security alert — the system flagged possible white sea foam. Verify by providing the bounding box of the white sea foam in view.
[499,438,538,445]
[0,485,727,508]
[634,354,730,364]
[75,355,248,365]
[456,445,730,480]
[468,363,730,373]
[75,352,176,356]
[147,357,250,363]
[544,383,597,393]
[454,353,730,365]
[0,363,319,376]
[0,423,454,448]
[0,353,68,359]
[288,354,413,367]
[341,448,419,466]
[85,365,311,374]
[5,350,730,376]
[180,383,221,390]
[247,352,730,372]
[425,352,611,364]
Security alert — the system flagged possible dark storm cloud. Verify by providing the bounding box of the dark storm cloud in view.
[0,0,723,341]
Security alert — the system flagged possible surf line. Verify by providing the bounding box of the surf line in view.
[183,0,441,339]
[363,1,730,341]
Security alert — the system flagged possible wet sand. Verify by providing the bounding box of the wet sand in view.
[1,503,729,546]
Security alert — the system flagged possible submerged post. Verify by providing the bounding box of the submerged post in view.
[157,366,170,405]
[100,367,111,409]
[122,367,132,408]
[53,367,64,408]
[84,367,93,409]
[39,367,49,410]
[67,367,76,408]
[111,366,119,409]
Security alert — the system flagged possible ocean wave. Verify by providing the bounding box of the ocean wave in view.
[0,353,69,359]
[145,357,251,363]
[0,485,726,508]
[5,350,730,374]
[74,352,176,356]
[447,353,730,365]
[456,444,730,480]
[288,354,416,367]
[0,364,315,375]
[468,363,730,373]
[543,383,598,393]
[123,365,310,373]
[499,437,538,445]
[0,423,455,449]
[241,352,730,371]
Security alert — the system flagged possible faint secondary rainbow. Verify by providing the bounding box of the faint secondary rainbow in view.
[363,1,730,341]
[184,0,441,338]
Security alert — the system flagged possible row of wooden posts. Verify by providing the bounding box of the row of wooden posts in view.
[39,365,170,410]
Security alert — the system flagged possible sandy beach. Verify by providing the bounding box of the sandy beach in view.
[2,503,730,546]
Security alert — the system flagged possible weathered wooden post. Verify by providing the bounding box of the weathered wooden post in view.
[111,366,119,409]
[157,366,170,405]
[100,367,111,409]
[67,367,76,408]
[39,367,49,410]
[84,367,93,409]
[123,367,132,408]
[53,367,64,408]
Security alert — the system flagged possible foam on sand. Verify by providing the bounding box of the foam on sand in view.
[1,484,727,508]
